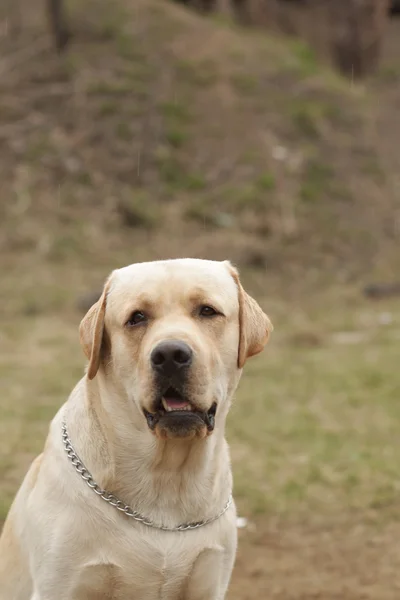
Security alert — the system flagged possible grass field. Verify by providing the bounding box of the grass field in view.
[1,278,400,522]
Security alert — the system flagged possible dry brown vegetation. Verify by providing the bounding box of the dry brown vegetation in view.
[1,0,399,284]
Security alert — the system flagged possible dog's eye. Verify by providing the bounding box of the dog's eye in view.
[126,311,147,327]
[199,305,218,318]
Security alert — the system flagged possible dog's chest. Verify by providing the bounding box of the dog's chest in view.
[72,530,222,600]
[73,556,184,600]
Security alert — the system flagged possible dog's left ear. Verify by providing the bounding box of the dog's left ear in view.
[225,262,273,369]
[79,275,112,380]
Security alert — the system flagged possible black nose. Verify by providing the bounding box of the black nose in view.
[151,340,193,376]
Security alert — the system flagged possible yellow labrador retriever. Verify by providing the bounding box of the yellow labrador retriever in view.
[0,258,272,600]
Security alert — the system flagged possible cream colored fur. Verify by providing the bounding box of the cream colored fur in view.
[0,258,272,600]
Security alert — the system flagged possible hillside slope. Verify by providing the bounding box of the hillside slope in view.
[0,0,398,302]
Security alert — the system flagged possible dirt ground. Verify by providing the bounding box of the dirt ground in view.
[231,514,400,600]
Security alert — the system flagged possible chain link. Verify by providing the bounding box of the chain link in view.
[61,421,233,532]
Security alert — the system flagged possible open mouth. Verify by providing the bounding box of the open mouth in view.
[161,387,193,412]
[144,386,217,436]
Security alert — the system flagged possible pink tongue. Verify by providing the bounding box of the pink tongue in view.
[164,397,189,409]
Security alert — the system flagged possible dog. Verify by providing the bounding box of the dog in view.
[0,258,272,600]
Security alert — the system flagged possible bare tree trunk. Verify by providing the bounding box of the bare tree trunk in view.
[46,0,70,52]
[328,0,390,79]
[178,0,218,12]
[231,0,253,25]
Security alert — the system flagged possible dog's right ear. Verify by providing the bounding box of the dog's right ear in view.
[79,276,112,380]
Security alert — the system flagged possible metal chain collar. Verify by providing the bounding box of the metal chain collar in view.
[61,421,233,532]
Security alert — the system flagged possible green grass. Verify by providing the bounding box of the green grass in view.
[300,160,334,203]
[256,172,276,191]
[165,127,188,148]
[117,189,161,229]
[176,59,219,88]
[230,73,259,95]
[230,297,400,517]
[286,40,319,77]
[1,286,399,522]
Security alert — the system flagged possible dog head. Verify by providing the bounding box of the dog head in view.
[79,259,272,440]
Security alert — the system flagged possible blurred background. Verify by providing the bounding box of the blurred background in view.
[1,0,400,597]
